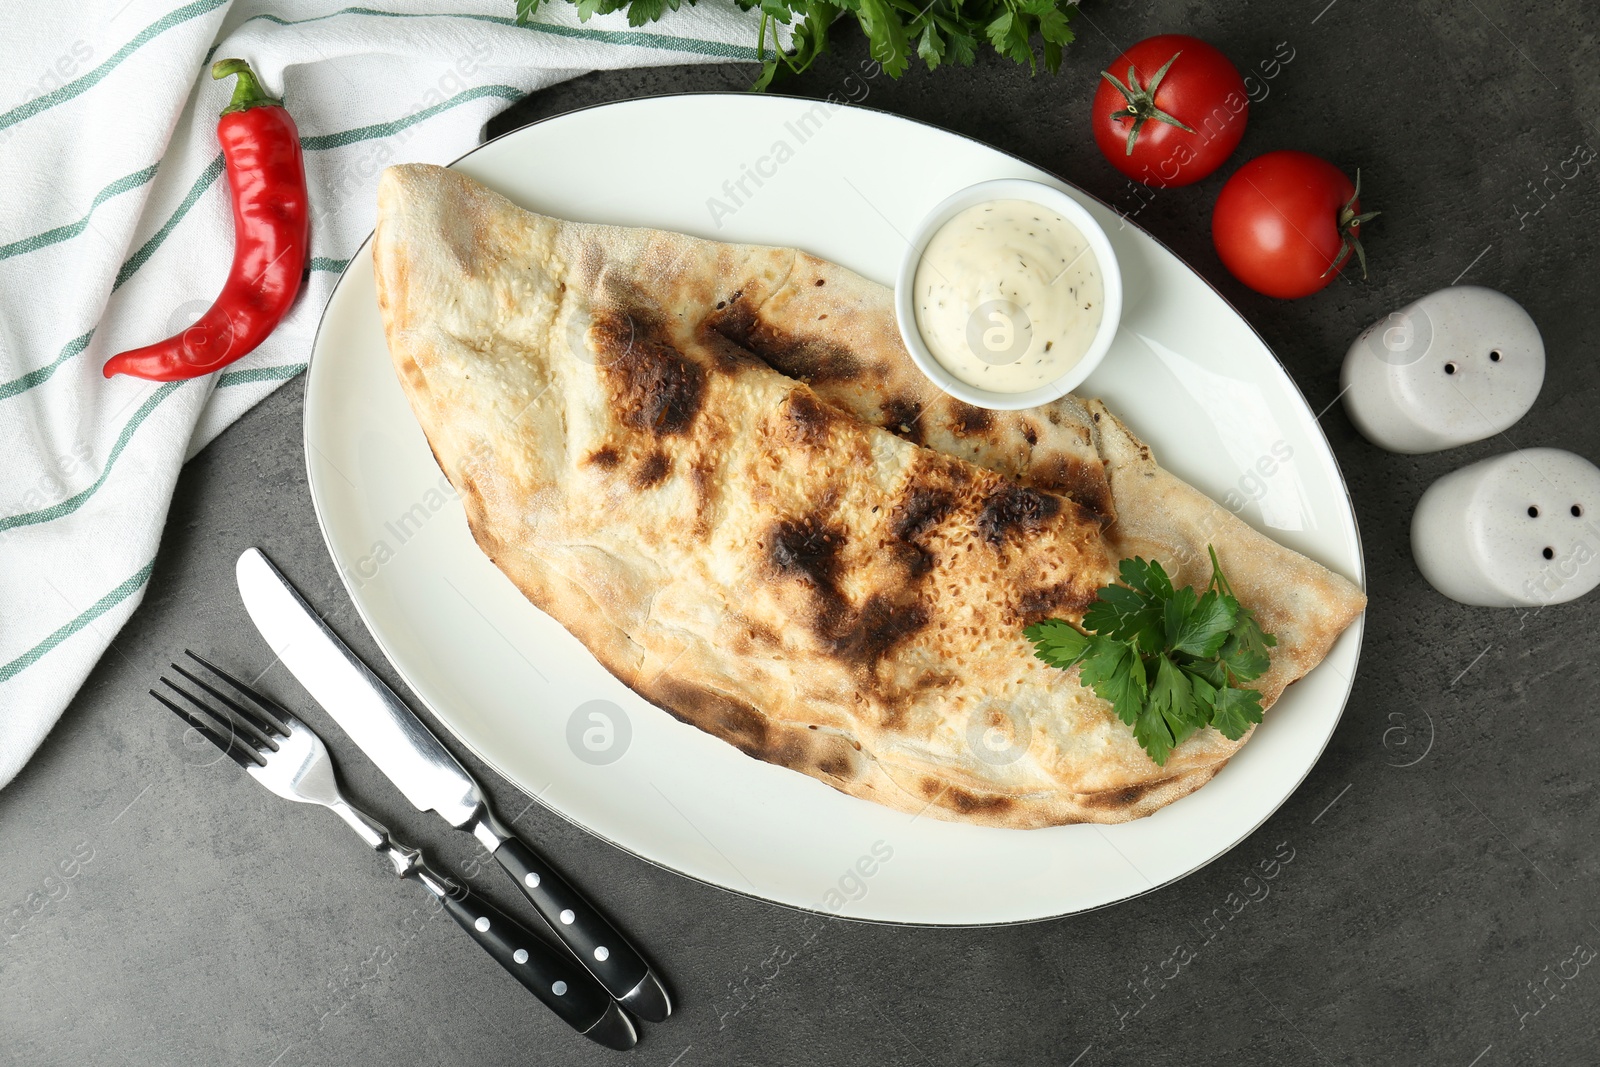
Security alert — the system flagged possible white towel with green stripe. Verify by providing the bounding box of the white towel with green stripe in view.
[0,0,780,788]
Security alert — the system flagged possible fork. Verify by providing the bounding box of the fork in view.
[153,650,638,1050]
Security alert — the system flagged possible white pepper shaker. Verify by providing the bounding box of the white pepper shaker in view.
[1341,286,1543,453]
[1412,448,1600,607]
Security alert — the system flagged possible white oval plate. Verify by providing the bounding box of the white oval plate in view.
[304,94,1364,925]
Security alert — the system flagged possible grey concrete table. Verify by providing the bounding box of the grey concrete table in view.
[5,3,1599,1064]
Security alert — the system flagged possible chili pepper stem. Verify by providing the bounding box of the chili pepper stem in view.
[212,58,281,115]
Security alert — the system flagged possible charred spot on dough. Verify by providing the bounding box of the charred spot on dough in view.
[760,335,861,384]
[809,735,863,780]
[710,307,861,383]
[1026,453,1114,528]
[887,479,961,580]
[699,295,764,372]
[1016,580,1098,625]
[816,754,853,778]
[631,451,671,489]
[696,324,763,373]
[586,446,622,471]
[782,391,839,449]
[1081,779,1164,810]
[687,457,717,531]
[976,483,1062,545]
[767,735,808,769]
[654,680,773,758]
[948,402,993,437]
[818,594,929,669]
[1021,423,1040,447]
[890,541,936,579]
[945,788,1013,816]
[891,486,957,543]
[592,312,706,436]
[1067,493,1113,532]
[768,516,845,592]
[1016,581,1070,620]
[705,292,755,337]
[880,396,924,443]
[655,680,858,775]
[702,294,757,340]
[770,518,931,665]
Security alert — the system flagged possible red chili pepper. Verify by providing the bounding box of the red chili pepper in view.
[104,59,309,381]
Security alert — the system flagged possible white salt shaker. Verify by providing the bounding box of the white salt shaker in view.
[1412,448,1600,607]
[1341,286,1543,453]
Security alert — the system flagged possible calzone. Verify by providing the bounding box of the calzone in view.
[372,164,1365,828]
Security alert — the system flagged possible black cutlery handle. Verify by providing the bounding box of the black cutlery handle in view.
[493,838,651,1001]
[422,875,636,1049]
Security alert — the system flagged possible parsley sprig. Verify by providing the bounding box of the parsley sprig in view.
[1024,548,1277,767]
[515,0,1079,89]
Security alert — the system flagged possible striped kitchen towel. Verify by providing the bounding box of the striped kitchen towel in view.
[0,0,782,788]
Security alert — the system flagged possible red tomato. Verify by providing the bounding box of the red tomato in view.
[1211,150,1378,299]
[1092,34,1248,188]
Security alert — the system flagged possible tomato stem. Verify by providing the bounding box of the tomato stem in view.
[1100,51,1197,156]
[1323,168,1381,280]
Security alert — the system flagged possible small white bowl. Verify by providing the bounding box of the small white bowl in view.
[894,178,1123,411]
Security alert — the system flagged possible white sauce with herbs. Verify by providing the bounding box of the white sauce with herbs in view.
[913,199,1104,393]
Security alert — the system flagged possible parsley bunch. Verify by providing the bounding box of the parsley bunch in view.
[1024,548,1277,767]
[515,0,1079,89]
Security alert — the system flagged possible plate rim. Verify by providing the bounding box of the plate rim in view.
[301,91,1367,927]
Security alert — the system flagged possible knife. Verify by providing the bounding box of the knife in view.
[236,547,672,1022]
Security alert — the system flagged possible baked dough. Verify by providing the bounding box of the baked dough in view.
[372,164,1365,827]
